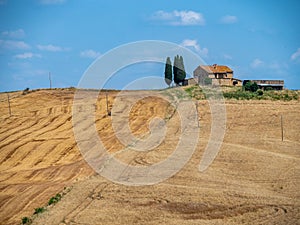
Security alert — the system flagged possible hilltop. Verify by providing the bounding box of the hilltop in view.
[0,88,299,225]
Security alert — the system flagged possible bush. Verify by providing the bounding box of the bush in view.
[184,86,298,101]
[257,89,264,96]
[183,85,205,99]
[292,93,298,100]
[48,193,62,205]
[265,87,273,91]
[34,207,45,215]
[283,93,292,101]
[244,81,258,92]
[22,217,32,224]
[22,87,30,95]
[223,89,256,100]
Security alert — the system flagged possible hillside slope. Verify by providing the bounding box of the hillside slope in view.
[0,89,299,225]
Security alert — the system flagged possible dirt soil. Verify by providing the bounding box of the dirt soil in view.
[0,88,299,225]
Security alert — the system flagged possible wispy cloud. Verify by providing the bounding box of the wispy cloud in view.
[0,0,7,5]
[39,0,66,4]
[220,15,238,24]
[291,48,300,61]
[0,39,30,50]
[37,44,69,52]
[14,52,42,59]
[251,58,264,68]
[151,10,205,26]
[181,39,208,57]
[1,29,25,39]
[80,49,101,59]
[250,59,289,75]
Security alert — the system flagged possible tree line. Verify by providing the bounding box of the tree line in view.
[164,55,186,87]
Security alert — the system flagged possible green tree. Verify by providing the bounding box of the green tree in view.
[173,55,179,85]
[250,82,258,92]
[244,81,251,91]
[244,81,259,92]
[173,55,186,86]
[177,55,186,84]
[164,57,172,87]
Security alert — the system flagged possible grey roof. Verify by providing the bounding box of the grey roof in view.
[257,84,284,87]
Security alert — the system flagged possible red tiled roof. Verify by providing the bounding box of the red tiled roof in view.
[200,65,233,73]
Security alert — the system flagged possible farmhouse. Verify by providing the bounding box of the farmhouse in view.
[191,64,284,90]
[193,64,242,86]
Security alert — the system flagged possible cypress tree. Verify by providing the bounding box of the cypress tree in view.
[177,56,186,84]
[173,55,186,85]
[164,57,172,87]
[173,55,179,85]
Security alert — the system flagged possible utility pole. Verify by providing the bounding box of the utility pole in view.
[281,115,283,141]
[106,90,110,116]
[49,72,52,89]
[7,93,11,117]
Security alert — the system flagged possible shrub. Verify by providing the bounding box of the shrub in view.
[34,207,45,215]
[265,87,273,91]
[250,82,258,92]
[22,217,32,224]
[48,193,62,205]
[22,87,30,95]
[283,93,292,101]
[292,93,298,100]
[272,94,280,100]
[223,90,254,100]
[244,81,258,92]
[184,86,193,97]
[257,90,262,95]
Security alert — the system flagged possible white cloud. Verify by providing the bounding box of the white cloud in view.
[152,10,205,26]
[80,49,101,59]
[251,58,264,68]
[39,0,66,4]
[0,39,30,50]
[14,52,42,59]
[220,15,238,24]
[181,39,200,51]
[37,44,69,52]
[291,48,300,61]
[1,29,25,39]
[181,39,208,57]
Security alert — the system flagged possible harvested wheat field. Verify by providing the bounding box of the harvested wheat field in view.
[0,88,299,225]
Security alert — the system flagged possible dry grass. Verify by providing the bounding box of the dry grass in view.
[0,88,299,225]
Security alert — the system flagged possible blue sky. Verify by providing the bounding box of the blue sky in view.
[0,0,299,91]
